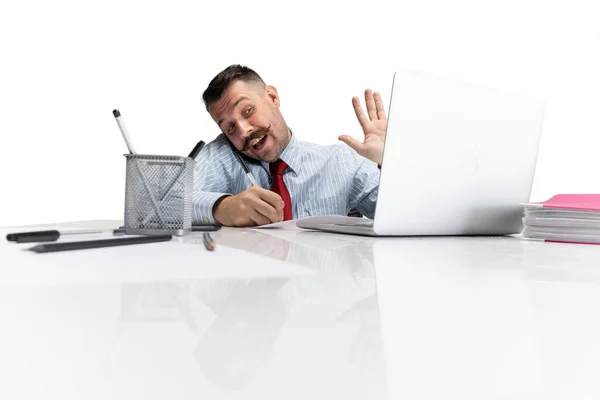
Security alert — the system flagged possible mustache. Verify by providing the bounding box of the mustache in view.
[242,125,271,152]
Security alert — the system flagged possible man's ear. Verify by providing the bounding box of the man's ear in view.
[264,85,280,108]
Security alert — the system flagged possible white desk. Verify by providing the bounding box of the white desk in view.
[2,221,600,400]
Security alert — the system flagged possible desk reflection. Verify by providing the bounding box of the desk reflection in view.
[192,278,289,390]
[119,228,387,398]
[7,230,600,399]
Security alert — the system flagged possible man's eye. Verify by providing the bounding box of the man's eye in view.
[243,107,253,117]
[228,124,235,134]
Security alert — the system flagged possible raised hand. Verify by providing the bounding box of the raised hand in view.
[338,89,387,165]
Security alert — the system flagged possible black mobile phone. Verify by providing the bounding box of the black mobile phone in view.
[191,224,222,232]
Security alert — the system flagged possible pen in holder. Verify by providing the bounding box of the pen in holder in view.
[124,154,193,236]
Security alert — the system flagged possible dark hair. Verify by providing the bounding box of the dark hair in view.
[202,64,265,111]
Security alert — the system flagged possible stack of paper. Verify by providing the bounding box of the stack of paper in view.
[522,194,600,244]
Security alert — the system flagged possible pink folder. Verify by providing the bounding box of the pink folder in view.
[524,194,600,245]
[526,194,600,211]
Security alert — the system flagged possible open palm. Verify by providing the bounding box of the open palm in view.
[339,89,387,165]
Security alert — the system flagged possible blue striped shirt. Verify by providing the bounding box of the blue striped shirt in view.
[192,132,380,224]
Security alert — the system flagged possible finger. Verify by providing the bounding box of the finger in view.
[257,187,285,211]
[248,208,272,226]
[373,91,386,120]
[235,216,256,227]
[364,89,377,121]
[277,206,284,222]
[253,197,281,223]
[352,96,370,131]
[338,134,364,155]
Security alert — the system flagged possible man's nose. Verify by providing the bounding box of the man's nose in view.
[238,120,254,139]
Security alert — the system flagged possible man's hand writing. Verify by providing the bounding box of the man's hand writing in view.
[213,186,285,227]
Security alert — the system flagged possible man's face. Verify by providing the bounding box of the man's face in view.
[209,80,291,163]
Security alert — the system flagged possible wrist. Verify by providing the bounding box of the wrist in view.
[212,195,231,225]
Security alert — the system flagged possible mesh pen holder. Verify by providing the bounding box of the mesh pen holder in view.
[124,154,193,236]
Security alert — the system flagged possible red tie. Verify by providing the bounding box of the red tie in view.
[270,160,292,221]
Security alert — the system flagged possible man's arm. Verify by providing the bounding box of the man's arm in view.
[192,139,234,225]
[342,145,380,219]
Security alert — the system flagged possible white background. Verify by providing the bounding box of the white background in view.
[1,0,599,226]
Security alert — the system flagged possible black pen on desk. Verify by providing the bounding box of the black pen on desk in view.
[7,229,125,243]
[203,232,215,251]
[27,235,172,253]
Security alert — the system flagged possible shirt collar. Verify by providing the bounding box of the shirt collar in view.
[261,128,301,174]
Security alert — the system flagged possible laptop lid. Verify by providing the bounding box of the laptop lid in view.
[373,69,545,235]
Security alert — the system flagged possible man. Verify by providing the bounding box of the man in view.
[193,64,387,227]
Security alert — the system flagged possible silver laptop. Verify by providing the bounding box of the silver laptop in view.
[297,68,545,236]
